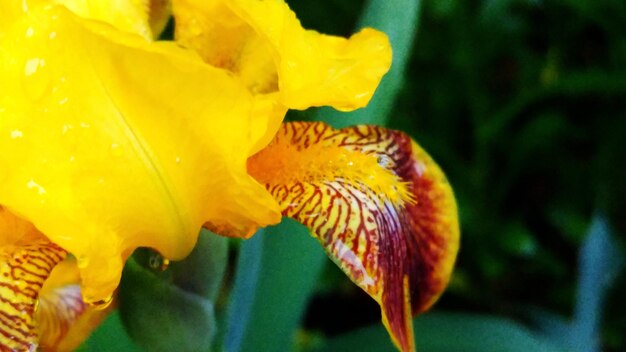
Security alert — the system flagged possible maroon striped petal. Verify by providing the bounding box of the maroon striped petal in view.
[248,122,460,352]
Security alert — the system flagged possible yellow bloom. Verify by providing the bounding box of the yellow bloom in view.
[172,0,392,151]
[0,1,458,351]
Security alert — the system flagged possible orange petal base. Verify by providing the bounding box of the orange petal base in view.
[248,122,460,352]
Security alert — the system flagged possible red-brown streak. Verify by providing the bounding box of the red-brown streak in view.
[0,313,30,339]
[0,326,30,349]
[250,122,458,352]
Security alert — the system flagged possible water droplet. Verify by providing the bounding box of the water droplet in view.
[175,156,182,164]
[61,124,73,135]
[110,143,123,157]
[26,179,46,195]
[58,97,68,105]
[148,252,170,271]
[377,155,393,168]
[23,57,51,101]
[161,258,170,271]
[24,58,42,76]
[48,31,56,40]
[77,256,89,269]
[88,295,113,311]
[413,161,426,176]
[25,27,34,38]
[10,129,23,139]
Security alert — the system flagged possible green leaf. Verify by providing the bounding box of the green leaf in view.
[224,219,327,352]
[118,258,217,352]
[313,312,567,352]
[317,0,421,127]
[570,215,623,352]
[170,229,229,301]
[77,311,140,352]
[520,215,623,352]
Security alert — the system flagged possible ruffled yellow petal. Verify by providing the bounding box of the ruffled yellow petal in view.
[53,0,153,38]
[0,0,158,39]
[0,3,282,304]
[248,122,460,352]
[173,0,392,111]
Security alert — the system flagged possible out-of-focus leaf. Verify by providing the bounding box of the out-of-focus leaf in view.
[317,0,421,127]
[479,70,626,145]
[170,229,229,301]
[528,214,624,352]
[119,258,216,352]
[526,308,572,350]
[224,219,327,352]
[77,311,140,352]
[313,312,567,352]
[570,215,623,352]
[285,0,365,36]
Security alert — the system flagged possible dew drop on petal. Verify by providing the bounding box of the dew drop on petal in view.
[23,57,51,101]
[26,179,46,195]
[88,295,113,311]
[110,143,123,157]
[24,58,41,77]
[10,130,23,139]
[77,256,89,269]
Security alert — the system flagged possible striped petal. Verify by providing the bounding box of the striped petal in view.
[248,122,460,352]
[0,208,109,351]
[0,239,66,351]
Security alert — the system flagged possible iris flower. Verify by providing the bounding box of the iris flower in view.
[0,0,459,351]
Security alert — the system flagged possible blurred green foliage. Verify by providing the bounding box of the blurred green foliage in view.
[82,0,626,351]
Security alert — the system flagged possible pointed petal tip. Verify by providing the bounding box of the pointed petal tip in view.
[249,122,459,352]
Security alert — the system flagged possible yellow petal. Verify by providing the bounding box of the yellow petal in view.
[248,122,460,352]
[0,2,24,35]
[0,4,281,304]
[173,0,392,110]
[0,206,42,245]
